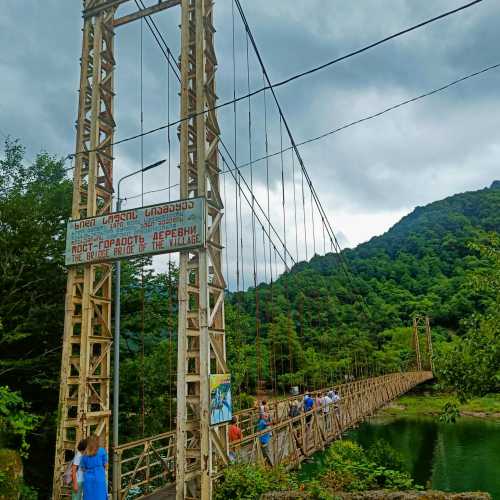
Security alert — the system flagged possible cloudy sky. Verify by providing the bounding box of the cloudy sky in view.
[1,0,499,288]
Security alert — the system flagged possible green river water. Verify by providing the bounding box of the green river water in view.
[300,416,500,499]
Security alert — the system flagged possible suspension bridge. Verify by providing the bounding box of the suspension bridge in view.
[114,371,433,499]
[51,0,489,498]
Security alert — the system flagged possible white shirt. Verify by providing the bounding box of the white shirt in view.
[322,396,332,413]
[73,451,84,483]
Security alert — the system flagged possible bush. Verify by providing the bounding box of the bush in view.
[301,440,418,495]
[366,439,406,472]
[214,464,296,500]
[0,449,22,500]
[0,386,39,457]
[216,441,418,498]
[233,393,255,412]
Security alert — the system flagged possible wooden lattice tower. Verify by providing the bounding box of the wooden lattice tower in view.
[176,0,228,498]
[413,314,434,372]
[424,316,434,372]
[53,2,116,497]
[412,316,422,371]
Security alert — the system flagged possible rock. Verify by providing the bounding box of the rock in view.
[0,449,23,500]
[329,491,491,499]
[262,491,491,500]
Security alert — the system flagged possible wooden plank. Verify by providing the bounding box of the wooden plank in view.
[113,0,181,27]
[83,0,131,18]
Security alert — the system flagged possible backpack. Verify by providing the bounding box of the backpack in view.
[63,460,73,486]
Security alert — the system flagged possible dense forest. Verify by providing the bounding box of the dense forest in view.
[0,139,499,497]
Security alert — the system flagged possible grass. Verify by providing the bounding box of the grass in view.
[379,392,500,418]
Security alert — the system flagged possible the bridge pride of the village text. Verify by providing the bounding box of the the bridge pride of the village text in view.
[65,197,205,266]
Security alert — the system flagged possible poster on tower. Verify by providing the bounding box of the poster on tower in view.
[210,373,232,425]
[65,197,205,266]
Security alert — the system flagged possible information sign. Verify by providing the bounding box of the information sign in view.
[210,374,232,425]
[65,197,205,265]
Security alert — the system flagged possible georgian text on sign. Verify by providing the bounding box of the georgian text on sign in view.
[65,197,205,265]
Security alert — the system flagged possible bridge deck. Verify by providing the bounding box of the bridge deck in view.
[114,371,433,499]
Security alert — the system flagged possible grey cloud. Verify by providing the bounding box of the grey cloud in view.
[1,0,499,288]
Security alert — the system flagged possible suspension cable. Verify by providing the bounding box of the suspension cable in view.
[139,17,146,437]
[291,151,299,262]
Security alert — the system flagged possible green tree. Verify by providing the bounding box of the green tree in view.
[435,233,500,399]
[0,139,71,496]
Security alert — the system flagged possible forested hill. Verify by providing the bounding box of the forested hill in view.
[304,180,500,273]
[225,182,500,389]
[290,180,500,324]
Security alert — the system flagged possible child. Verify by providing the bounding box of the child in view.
[71,438,87,500]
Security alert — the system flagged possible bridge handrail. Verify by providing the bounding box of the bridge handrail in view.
[113,371,429,454]
[112,370,433,499]
[230,371,429,447]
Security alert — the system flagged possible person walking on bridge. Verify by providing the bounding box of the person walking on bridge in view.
[81,434,108,500]
[303,393,315,433]
[71,438,87,500]
[303,394,314,413]
[321,392,332,433]
[259,400,269,418]
[288,400,300,418]
[228,416,242,462]
[257,413,273,466]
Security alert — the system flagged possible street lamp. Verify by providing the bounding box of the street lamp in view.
[112,159,166,499]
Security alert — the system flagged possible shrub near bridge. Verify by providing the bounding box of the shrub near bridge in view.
[311,440,416,493]
[215,441,417,499]
[214,464,297,500]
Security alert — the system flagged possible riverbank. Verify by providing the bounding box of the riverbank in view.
[378,393,500,419]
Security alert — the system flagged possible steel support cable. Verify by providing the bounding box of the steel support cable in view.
[279,117,294,375]
[262,225,268,283]
[165,28,174,431]
[234,0,350,259]
[291,151,299,262]
[263,76,276,393]
[273,246,284,393]
[234,165,241,348]
[322,217,327,255]
[139,17,146,437]
[238,172,246,291]
[279,117,287,271]
[222,159,229,284]
[231,0,244,377]
[234,0,371,319]
[135,0,181,82]
[220,151,293,270]
[263,0,485,89]
[70,0,485,158]
[263,73,274,330]
[311,190,316,256]
[301,167,308,261]
[246,32,263,391]
[219,139,296,267]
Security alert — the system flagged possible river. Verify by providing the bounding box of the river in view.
[300,416,500,499]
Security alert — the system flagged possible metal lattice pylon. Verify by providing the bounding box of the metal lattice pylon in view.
[53,2,116,497]
[412,314,434,372]
[176,0,228,498]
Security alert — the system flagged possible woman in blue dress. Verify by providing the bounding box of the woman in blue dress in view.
[81,434,108,499]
